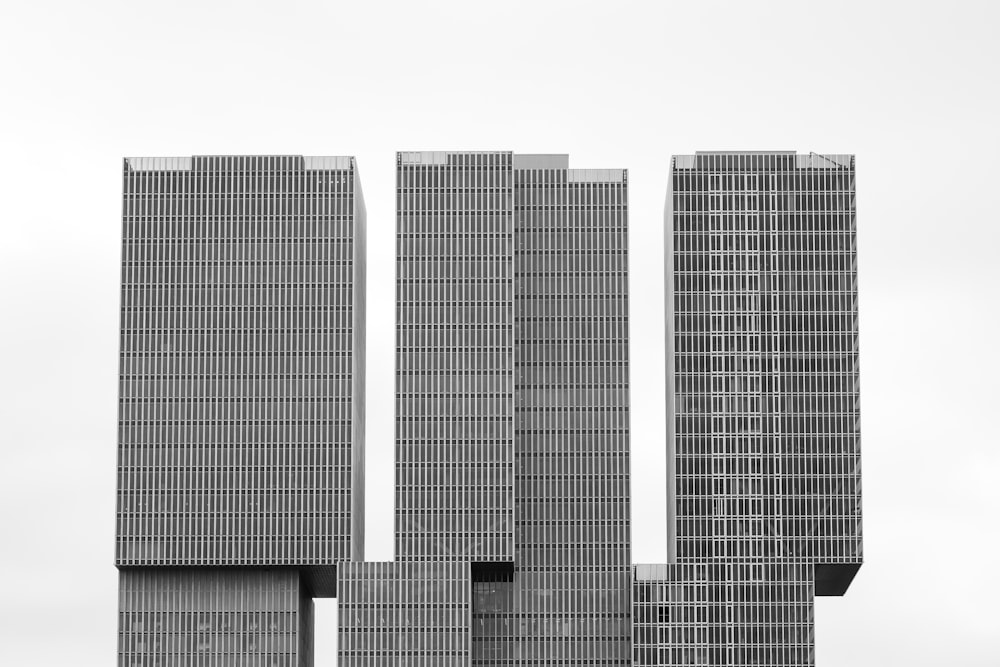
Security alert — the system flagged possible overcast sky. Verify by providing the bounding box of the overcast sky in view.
[1,1,998,664]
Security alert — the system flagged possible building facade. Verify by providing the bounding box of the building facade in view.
[115,149,863,666]
[116,155,366,667]
[337,561,471,665]
[476,155,632,666]
[637,151,862,666]
[393,150,515,565]
[336,151,631,666]
[633,563,815,666]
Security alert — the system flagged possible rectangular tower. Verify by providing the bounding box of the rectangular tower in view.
[117,155,366,666]
[667,152,861,586]
[338,151,631,666]
[475,155,632,666]
[637,150,862,667]
[393,151,515,564]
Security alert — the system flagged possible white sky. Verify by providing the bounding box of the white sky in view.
[0,1,997,664]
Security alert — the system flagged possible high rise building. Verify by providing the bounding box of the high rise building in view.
[116,155,366,667]
[114,149,863,666]
[635,151,862,666]
[336,151,631,666]
[393,151,515,565]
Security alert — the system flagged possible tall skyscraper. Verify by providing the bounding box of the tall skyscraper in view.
[635,151,862,666]
[116,155,366,667]
[336,151,631,666]
[115,149,863,666]
[393,151,515,565]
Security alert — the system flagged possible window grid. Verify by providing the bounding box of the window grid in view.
[473,164,632,667]
[337,561,471,666]
[393,151,515,563]
[669,153,861,569]
[117,568,312,667]
[117,155,365,569]
[632,564,815,667]
[116,155,366,667]
[652,152,862,666]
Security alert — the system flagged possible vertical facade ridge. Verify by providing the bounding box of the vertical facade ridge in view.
[350,156,368,563]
